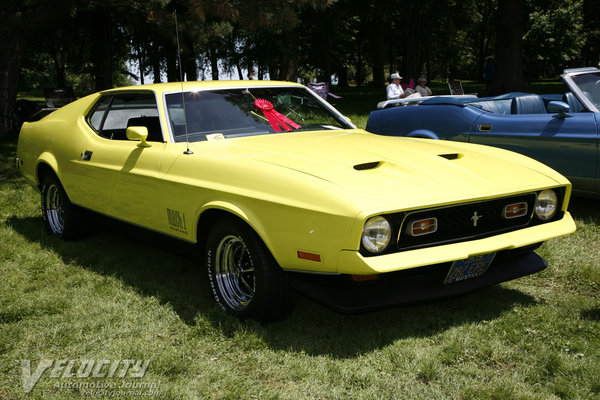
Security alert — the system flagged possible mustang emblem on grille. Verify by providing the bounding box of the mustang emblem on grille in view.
[471,211,483,227]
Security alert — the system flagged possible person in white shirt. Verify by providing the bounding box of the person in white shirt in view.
[386,73,405,99]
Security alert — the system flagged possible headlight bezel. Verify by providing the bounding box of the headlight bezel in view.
[534,189,559,221]
[361,216,393,254]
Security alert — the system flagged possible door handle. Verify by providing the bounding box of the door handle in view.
[81,151,93,161]
[478,124,492,132]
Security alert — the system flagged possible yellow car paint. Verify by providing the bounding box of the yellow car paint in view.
[17,81,575,276]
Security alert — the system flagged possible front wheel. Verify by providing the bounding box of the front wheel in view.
[206,217,295,322]
[40,174,86,240]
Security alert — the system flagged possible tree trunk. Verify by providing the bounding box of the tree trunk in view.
[137,41,145,85]
[401,6,420,83]
[139,56,145,85]
[183,37,197,81]
[208,47,219,80]
[181,50,197,81]
[281,31,298,82]
[476,1,493,83]
[91,9,113,91]
[0,34,25,135]
[150,41,162,83]
[165,39,178,82]
[371,18,385,87]
[185,57,198,81]
[283,58,297,82]
[477,19,487,82]
[337,65,348,88]
[52,53,66,88]
[482,0,529,96]
[355,50,365,86]
[321,10,333,85]
[257,65,264,80]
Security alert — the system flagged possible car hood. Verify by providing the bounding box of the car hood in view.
[190,130,566,213]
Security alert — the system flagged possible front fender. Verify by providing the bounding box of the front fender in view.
[196,200,269,247]
[194,198,357,274]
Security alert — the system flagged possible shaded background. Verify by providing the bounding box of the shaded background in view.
[2,0,599,134]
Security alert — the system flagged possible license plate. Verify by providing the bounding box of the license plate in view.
[444,253,496,284]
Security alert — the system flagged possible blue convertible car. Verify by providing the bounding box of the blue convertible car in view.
[366,67,600,198]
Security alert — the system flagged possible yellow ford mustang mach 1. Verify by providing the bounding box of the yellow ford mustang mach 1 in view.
[16,81,575,321]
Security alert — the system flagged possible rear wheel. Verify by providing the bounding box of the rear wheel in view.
[40,174,86,240]
[206,217,295,322]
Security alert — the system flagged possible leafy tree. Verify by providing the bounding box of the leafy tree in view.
[581,0,600,67]
[525,0,585,78]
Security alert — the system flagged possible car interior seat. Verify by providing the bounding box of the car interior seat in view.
[562,92,585,113]
[468,100,511,114]
[510,95,547,114]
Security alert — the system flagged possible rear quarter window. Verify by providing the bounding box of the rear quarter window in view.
[86,93,163,141]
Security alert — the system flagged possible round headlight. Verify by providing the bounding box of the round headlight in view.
[534,190,558,221]
[361,216,392,254]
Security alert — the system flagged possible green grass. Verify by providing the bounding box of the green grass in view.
[1,108,599,399]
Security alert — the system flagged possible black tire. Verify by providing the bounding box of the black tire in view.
[206,217,295,322]
[40,173,86,240]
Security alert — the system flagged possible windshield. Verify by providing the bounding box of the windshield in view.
[571,72,600,110]
[164,87,352,142]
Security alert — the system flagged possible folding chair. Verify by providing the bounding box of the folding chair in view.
[448,81,464,95]
[307,82,341,102]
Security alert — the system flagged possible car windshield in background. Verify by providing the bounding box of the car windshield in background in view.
[165,87,352,142]
[571,72,600,109]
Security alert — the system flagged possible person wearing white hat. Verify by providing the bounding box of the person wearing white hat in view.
[386,73,405,99]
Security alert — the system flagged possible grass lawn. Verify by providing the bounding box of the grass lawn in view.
[1,91,599,399]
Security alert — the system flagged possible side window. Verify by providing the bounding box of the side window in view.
[88,93,163,142]
[89,96,112,131]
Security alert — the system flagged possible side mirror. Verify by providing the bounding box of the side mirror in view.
[547,101,572,118]
[126,126,151,147]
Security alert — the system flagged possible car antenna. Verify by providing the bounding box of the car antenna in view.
[174,10,193,155]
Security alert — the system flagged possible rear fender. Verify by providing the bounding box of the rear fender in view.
[35,152,60,185]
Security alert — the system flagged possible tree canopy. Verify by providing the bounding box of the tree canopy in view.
[2,0,599,134]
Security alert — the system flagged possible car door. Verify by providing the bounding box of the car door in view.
[73,91,168,230]
[469,109,599,195]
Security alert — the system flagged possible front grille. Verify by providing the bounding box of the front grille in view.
[359,189,565,257]
[397,194,537,251]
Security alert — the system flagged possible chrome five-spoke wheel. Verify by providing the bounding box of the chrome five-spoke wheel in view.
[214,235,256,311]
[40,173,85,240]
[44,183,65,235]
[206,217,295,321]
